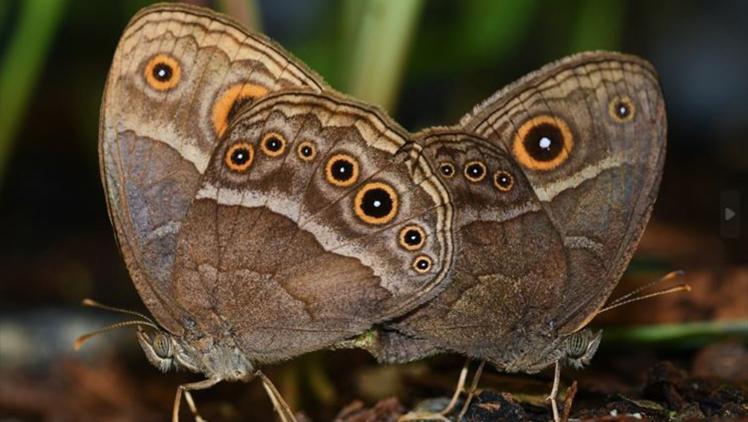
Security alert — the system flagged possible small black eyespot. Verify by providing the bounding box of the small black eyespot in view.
[231,148,250,165]
[608,96,636,123]
[265,136,282,152]
[493,170,514,192]
[333,160,353,179]
[325,154,359,186]
[225,142,254,172]
[153,63,173,82]
[297,141,317,161]
[439,162,455,178]
[404,229,422,246]
[464,161,486,182]
[260,133,287,157]
[398,225,425,250]
[412,255,432,273]
[615,102,630,118]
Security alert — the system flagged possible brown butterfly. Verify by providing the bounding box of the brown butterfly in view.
[86,3,667,421]
[93,3,454,420]
[351,52,667,420]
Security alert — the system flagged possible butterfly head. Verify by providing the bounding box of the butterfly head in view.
[561,329,602,369]
[136,326,202,374]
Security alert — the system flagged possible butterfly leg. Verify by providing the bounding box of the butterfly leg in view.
[398,359,477,422]
[172,378,221,422]
[258,371,298,422]
[438,358,471,417]
[547,360,561,422]
[456,359,485,420]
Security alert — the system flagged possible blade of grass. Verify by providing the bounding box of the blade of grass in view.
[342,0,424,112]
[0,0,67,186]
[603,320,748,348]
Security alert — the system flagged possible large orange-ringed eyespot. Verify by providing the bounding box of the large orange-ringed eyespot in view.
[464,161,486,182]
[225,142,254,172]
[412,255,433,273]
[325,153,360,187]
[144,54,181,91]
[398,225,426,251]
[513,115,574,171]
[608,95,636,123]
[354,182,399,225]
[493,170,514,192]
[439,162,456,178]
[297,141,317,162]
[211,83,269,136]
[260,132,287,157]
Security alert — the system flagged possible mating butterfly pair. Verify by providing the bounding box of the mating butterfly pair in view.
[93,4,666,421]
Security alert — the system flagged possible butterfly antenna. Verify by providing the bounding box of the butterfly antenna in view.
[74,319,160,351]
[598,271,691,315]
[82,298,156,324]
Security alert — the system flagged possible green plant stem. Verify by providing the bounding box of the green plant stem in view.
[603,320,748,348]
[0,0,67,186]
[342,0,424,112]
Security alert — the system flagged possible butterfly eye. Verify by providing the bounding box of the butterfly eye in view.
[398,225,426,251]
[354,182,399,225]
[144,54,181,91]
[412,255,433,273]
[464,161,486,182]
[439,162,456,178]
[297,141,317,161]
[260,132,287,157]
[493,170,514,192]
[513,115,574,171]
[608,95,636,123]
[225,142,254,172]
[325,153,360,187]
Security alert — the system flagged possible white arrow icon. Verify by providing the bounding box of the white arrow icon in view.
[725,208,736,221]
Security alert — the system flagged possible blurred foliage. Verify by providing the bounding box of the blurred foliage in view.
[0,0,67,186]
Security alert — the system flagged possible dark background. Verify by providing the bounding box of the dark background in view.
[1,1,746,420]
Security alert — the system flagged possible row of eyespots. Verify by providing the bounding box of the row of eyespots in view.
[223,132,433,273]
[438,162,516,192]
[510,96,638,172]
[399,225,433,272]
[225,132,313,172]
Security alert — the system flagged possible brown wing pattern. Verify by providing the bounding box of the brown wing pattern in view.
[171,92,453,363]
[460,52,666,334]
[99,4,326,334]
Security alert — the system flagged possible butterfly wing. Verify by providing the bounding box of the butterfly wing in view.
[99,4,326,334]
[459,51,666,334]
[369,53,665,372]
[374,132,568,368]
[170,92,453,363]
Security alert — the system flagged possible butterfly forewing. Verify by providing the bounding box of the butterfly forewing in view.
[99,4,326,334]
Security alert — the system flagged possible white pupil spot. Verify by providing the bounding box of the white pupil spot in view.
[618,105,627,115]
[539,137,552,149]
[373,200,382,208]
